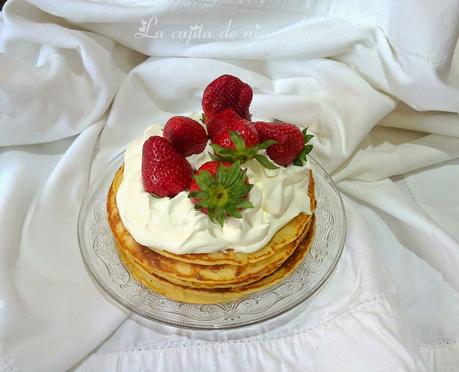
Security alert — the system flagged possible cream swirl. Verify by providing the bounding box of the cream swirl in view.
[116,124,311,254]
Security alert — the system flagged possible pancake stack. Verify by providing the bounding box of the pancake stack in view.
[107,166,316,304]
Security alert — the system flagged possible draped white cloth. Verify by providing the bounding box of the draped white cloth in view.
[1,1,459,371]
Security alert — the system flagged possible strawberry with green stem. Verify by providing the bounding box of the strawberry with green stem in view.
[211,131,278,170]
[208,113,279,169]
[188,161,254,226]
[206,108,241,140]
[255,122,314,167]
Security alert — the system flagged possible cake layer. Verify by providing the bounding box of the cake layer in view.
[108,167,314,284]
[116,216,316,304]
[107,165,316,304]
[124,219,311,289]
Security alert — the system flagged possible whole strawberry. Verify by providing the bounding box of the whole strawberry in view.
[202,75,253,122]
[163,116,208,156]
[255,122,314,167]
[142,136,193,197]
[189,161,253,226]
[209,112,278,169]
[206,108,241,141]
[213,115,259,149]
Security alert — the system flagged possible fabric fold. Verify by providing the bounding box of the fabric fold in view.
[1,0,459,371]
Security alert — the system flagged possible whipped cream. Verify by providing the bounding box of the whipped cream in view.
[116,124,312,254]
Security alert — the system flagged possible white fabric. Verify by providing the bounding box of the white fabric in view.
[0,1,458,371]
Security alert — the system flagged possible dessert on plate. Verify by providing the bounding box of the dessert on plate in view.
[107,75,316,304]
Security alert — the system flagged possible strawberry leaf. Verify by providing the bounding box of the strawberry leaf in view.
[228,207,242,218]
[293,144,313,166]
[195,200,210,209]
[304,134,314,143]
[208,151,221,161]
[237,200,254,209]
[194,170,215,190]
[257,139,278,150]
[302,128,314,143]
[229,131,246,150]
[189,161,253,227]
[293,128,314,167]
[188,190,206,199]
[293,158,304,166]
[210,133,278,170]
[303,144,313,153]
[255,154,279,170]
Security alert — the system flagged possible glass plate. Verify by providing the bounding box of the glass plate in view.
[78,152,346,330]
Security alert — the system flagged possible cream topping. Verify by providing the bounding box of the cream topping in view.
[116,123,311,254]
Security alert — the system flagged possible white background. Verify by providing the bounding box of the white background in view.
[1,1,459,371]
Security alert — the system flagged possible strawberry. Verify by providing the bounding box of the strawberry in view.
[202,75,253,122]
[206,108,241,141]
[163,116,208,156]
[212,115,259,149]
[254,122,314,166]
[142,136,193,197]
[189,161,253,226]
[209,113,278,169]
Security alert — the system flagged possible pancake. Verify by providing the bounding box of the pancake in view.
[108,167,312,285]
[117,215,316,304]
[107,164,317,304]
[127,218,311,289]
[109,166,316,266]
